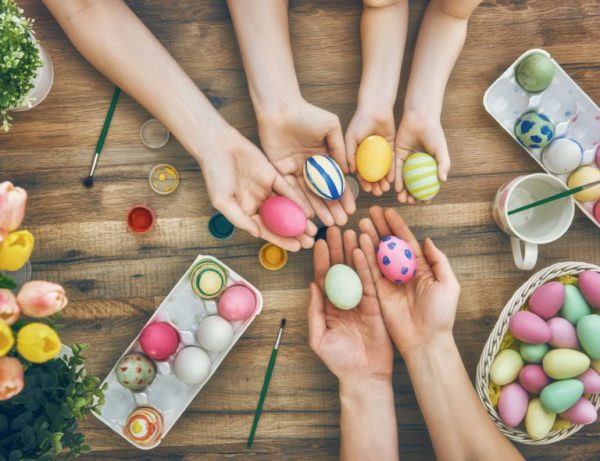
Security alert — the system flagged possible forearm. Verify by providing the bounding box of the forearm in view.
[339,379,399,461]
[405,335,523,461]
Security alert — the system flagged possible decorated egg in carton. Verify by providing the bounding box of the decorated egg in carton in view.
[484,48,600,228]
[94,255,263,449]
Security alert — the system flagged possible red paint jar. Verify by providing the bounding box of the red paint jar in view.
[127,205,156,233]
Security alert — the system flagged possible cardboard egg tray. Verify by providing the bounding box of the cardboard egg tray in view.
[483,48,600,228]
[94,254,263,449]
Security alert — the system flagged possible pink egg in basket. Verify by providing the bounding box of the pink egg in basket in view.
[376,236,417,284]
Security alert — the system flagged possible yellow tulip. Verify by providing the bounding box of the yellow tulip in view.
[0,230,35,271]
[0,319,15,357]
[17,322,60,363]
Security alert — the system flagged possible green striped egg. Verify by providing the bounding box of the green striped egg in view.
[190,260,228,299]
[402,153,440,201]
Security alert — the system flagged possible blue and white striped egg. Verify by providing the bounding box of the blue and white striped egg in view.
[402,153,441,201]
[303,155,346,200]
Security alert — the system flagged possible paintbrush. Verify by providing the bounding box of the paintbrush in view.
[83,87,121,188]
[247,318,286,449]
[508,179,600,215]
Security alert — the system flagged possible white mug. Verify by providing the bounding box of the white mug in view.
[492,173,575,270]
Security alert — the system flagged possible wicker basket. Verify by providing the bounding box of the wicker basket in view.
[476,262,600,445]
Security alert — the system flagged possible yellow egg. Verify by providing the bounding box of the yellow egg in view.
[568,166,600,202]
[356,135,392,182]
[525,398,556,440]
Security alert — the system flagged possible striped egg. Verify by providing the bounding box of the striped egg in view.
[190,260,228,299]
[402,153,441,201]
[303,154,345,200]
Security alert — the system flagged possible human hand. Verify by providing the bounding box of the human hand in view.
[257,99,356,227]
[394,112,450,204]
[345,105,396,196]
[358,206,460,361]
[307,226,393,385]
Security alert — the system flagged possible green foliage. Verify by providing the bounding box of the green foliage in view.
[0,344,107,460]
[0,274,17,289]
[0,0,42,131]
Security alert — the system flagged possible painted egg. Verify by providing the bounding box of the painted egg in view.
[509,311,551,344]
[140,322,179,361]
[525,398,556,440]
[124,407,163,447]
[218,285,256,321]
[376,236,417,284]
[540,379,584,413]
[356,135,392,182]
[577,368,600,394]
[303,154,345,200]
[577,314,600,359]
[490,349,524,386]
[174,346,212,384]
[560,285,591,324]
[579,271,600,309]
[560,398,597,425]
[529,281,565,319]
[593,359,600,374]
[515,111,555,149]
[548,317,580,349]
[541,138,583,175]
[259,196,307,237]
[595,200,600,223]
[402,153,440,201]
[568,166,600,202]
[196,315,233,352]
[519,364,551,394]
[116,353,156,391]
[325,264,363,310]
[520,342,549,364]
[543,349,590,380]
[498,383,529,427]
[190,260,228,300]
[516,53,555,93]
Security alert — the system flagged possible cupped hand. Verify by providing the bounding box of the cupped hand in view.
[200,129,317,252]
[395,112,450,205]
[358,206,460,360]
[345,105,395,196]
[257,99,356,227]
[307,226,393,384]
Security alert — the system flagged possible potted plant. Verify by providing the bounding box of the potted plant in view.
[0,0,54,132]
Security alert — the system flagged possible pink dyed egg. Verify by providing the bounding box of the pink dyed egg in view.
[376,236,417,284]
[217,285,256,321]
[560,398,598,425]
[509,311,552,344]
[519,364,551,394]
[579,271,600,309]
[548,317,580,349]
[498,383,529,427]
[529,282,565,319]
[140,322,179,361]
[259,196,307,237]
[577,368,600,394]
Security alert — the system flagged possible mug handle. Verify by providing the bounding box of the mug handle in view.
[511,238,538,270]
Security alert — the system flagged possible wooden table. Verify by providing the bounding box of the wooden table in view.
[3,1,600,459]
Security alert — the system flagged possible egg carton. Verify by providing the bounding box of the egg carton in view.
[94,254,263,450]
[483,48,600,228]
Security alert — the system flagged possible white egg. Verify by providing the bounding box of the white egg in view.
[196,315,234,352]
[174,346,212,384]
[541,137,583,175]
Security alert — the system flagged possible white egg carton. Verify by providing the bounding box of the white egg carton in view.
[94,254,263,449]
[483,48,600,228]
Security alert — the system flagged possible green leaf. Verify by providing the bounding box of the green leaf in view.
[10,411,32,430]
[8,450,22,461]
[0,274,17,289]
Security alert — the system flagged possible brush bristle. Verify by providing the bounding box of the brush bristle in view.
[83,176,94,188]
[280,318,286,329]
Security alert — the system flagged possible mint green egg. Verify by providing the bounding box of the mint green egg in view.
[520,343,549,363]
[560,285,591,324]
[490,349,524,386]
[543,349,590,379]
[540,379,584,413]
[516,53,555,93]
[325,264,363,310]
[577,314,600,359]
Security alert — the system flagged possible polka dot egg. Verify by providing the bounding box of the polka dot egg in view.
[515,111,555,149]
[116,352,156,391]
[402,152,440,201]
[303,154,345,200]
[376,236,417,284]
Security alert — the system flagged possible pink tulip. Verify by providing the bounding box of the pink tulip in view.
[0,182,27,243]
[17,281,68,318]
[0,289,20,325]
[0,356,24,400]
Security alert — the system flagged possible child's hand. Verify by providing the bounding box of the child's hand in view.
[358,206,459,360]
[307,226,393,385]
[257,99,356,227]
[394,112,450,205]
[345,105,396,196]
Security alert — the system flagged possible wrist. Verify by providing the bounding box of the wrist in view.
[340,376,394,408]
[252,88,305,122]
[402,333,456,369]
[402,106,441,125]
[188,122,240,167]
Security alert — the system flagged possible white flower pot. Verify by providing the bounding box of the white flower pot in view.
[9,42,54,112]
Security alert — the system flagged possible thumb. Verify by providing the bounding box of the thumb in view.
[423,238,456,285]
[216,199,260,238]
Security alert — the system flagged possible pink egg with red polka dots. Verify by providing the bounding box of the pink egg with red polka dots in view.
[376,236,417,284]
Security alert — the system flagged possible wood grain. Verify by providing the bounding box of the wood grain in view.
[2,0,600,459]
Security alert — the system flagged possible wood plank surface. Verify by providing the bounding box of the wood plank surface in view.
[2,0,600,459]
